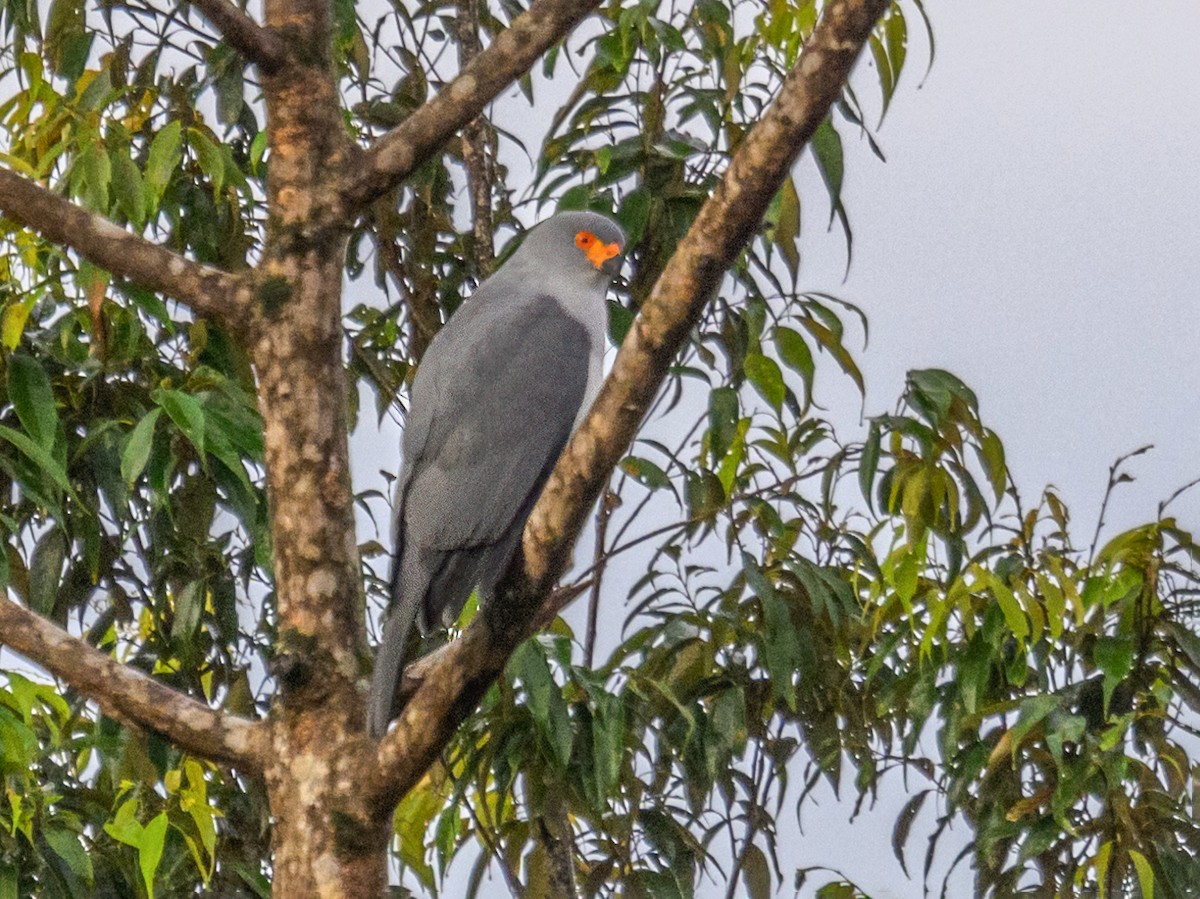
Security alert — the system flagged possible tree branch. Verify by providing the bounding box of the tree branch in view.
[189,0,287,74]
[0,168,246,325]
[455,0,496,275]
[342,0,603,211]
[368,0,892,812]
[0,596,268,772]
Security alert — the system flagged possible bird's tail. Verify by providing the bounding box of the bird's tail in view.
[367,602,417,738]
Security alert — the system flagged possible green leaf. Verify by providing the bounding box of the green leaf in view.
[170,581,205,647]
[741,843,771,899]
[607,300,635,346]
[154,388,206,459]
[213,49,246,125]
[708,386,739,463]
[716,418,749,495]
[7,354,59,450]
[145,120,183,210]
[774,326,814,405]
[122,408,162,486]
[799,317,863,394]
[859,421,881,510]
[511,641,572,767]
[620,456,669,490]
[80,140,112,211]
[28,529,66,616]
[189,127,225,196]
[1009,694,1061,758]
[891,789,930,877]
[744,553,800,711]
[990,574,1029,642]
[771,178,801,279]
[744,352,784,413]
[1166,619,1200,671]
[0,707,38,773]
[1094,636,1135,712]
[588,687,624,806]
[112,152,147,228]
[0,864,16,899]
[978,429,1007,500]
[1129,849,1155,899]
[907,368,979,422]
[2,295,37,350]
[43,826,93,886]
[810,118,844,224]
[138,812,168,899]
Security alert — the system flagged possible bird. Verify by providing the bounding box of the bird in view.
[367,210,626,737]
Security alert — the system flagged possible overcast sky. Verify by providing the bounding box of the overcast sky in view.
[770,1,1200,895]
[818,0,1200,535]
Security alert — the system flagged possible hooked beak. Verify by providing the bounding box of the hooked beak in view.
[586,239,622,271]
[599,248,624,278]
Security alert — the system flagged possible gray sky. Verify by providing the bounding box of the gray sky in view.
[818,0,1200,535]
[773,2,1200,895]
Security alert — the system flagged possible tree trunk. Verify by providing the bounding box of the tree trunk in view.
[251,0,389,891]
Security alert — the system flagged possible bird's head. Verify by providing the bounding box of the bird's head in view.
[512,211,626,286]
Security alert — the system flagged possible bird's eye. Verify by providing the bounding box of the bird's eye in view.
[575,232,594,248]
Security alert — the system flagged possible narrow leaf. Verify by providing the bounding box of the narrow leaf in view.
[7,354,59,450]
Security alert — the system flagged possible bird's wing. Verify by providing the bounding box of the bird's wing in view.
[368,293,593,737]
[398,293,593,554]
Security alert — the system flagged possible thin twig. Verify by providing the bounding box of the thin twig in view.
[583,487,615,668]
[1088,444,1154,565]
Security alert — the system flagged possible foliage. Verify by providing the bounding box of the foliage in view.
[0,0,1196,897]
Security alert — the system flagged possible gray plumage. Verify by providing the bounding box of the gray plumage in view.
[368,211,625,737]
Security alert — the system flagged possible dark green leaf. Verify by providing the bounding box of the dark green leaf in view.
[892,789,930,877]
[43,827,93,886]
[112,152,147,227]
[859,421,881,510]
[511,641,572,767]
[620,456,669,490]
[28,529,66,616]
[708,386,739,463]
[154,388,206,459]
[607,300,635,346]
[7,354,59,450]
[122,408,162,486]
[1094,636,1135,711]
[744,352,784,413]
[741,843,771,899]
[774,326,814,404]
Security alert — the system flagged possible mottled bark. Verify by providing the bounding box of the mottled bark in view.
[188,0,287,74]
[0,597,266,769]
[371,0,892,808]
[249,0,383,891]
[539,786,578,899]
[456,0,496,274]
